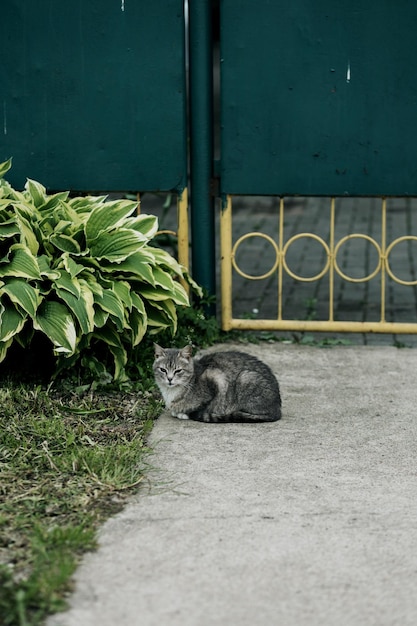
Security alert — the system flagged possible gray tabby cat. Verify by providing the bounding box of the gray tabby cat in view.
[153,344,281,423]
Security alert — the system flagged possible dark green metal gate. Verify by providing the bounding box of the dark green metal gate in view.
[218,0,417,334]
[220,0,417,197]
[1,0,187,192]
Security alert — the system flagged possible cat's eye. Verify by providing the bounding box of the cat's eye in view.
[174,369,183,375]
[159,367,167,374]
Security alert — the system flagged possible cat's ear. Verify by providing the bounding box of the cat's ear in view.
[180,345,193,359]
[154,343,165,357]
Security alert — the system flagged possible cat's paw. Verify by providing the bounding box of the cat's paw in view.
[172,412,189,420]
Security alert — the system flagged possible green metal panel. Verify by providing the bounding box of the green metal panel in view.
[220,0,417,196]
[1,0,186,192]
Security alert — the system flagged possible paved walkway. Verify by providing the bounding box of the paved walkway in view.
[48,342,417,626]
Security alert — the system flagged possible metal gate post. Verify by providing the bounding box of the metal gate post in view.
[188,0,216,297]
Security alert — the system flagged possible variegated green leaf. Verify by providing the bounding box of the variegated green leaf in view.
[37,255,61,280]
[112,280,132,310]
[25,178,47,208]
[76,255,101,273]
[85,199,137,243]
[131,291,146,315]
[90,229,146,262]
[0,219,20,238]
[149,298,177,330]
[38,191,70,212]
[69,195,107,213]
[131,292,148,344]
[102,251,156,285]
[55,271,81,298]
[79,281,96,330]
[107,344,128,381]
[79,275,103,297]
[51,203,82,229]
[38,215,54,238]
[0,244,41,279]
[137,287,173,302]
[136,287,170,302]
[49,232,82,254]
[54,219,74,234]
[14,207,40,255]
[171,281,190,307]
[56,282,95,335]
[0,302,26,341]
[93,325,124,348]
[13,202,36,222]
[61,254,88,278]
[150,246,185,275]
[123,214,158,238]
[0,181,25,203]
[0,158,13,178]
[0,338,13,363]
[182,269,203,297]
[138,283,189,306]
[131,262,155,286]
[0,195,13,206]
[1,279,41,317]
[152,267,176,291]
[93,307,108,328]
[94,289,125,330]
[34,300,77,354]
[128,307,147,346]
[146,306,173,331]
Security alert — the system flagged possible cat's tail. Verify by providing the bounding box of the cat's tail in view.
[189,409,281,423]
[227,409,281,423]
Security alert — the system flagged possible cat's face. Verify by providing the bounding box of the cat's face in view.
[153,344,194,389]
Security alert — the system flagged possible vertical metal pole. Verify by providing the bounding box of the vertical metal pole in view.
[177,188,190,294]
[380,198,387,323]
[220,195,233,330]
[278,197,284,321]
[328,198,335,322]
[188,0,215,297]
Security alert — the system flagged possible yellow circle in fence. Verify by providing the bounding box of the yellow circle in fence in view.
[385,236,417,286]
[333,234,382,283]
[282,233,330,282]
[232,233,280,280]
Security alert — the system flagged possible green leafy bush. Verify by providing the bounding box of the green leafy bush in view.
[0,159,198,380]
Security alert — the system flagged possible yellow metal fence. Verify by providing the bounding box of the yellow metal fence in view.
[220,195,417,334]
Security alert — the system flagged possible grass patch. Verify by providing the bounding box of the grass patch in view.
[0,381,162,625]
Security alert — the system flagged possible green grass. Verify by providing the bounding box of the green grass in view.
[0,381,162,626]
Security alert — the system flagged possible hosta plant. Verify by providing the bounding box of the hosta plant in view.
[0,159,199,380]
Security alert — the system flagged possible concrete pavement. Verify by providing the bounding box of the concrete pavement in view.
[48,342,417,626]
